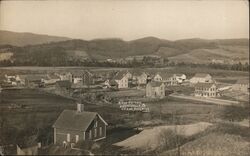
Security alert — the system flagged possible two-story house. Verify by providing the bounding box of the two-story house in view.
[57,72,73,83]
[53,103,108,147]
[132,72,148,85]
[146,81,165,98]
[153,73,178,86]
[112,72,129,89]
[232,78,249,93]
[190,73,213,84]
[194,83,218,97]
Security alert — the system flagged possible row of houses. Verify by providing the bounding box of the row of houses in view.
[104,70,187,89]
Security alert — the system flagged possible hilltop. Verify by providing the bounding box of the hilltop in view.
[0,31,248,66]
[0,30,71,46]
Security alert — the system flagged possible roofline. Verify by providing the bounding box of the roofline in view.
[52,111,108,131]
[97,114,108,126]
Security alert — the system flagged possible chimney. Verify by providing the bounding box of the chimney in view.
[77,103,84,113]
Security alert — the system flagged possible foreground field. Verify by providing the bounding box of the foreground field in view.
[162,123,250,156]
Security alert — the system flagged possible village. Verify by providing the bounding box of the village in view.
[0,1,249,155]
[0,66,249,155]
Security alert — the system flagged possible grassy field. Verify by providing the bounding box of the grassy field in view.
[162,123,250,156]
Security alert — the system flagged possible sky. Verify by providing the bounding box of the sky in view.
[0,0,249,41]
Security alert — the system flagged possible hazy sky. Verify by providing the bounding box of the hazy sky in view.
[0,0,249,40]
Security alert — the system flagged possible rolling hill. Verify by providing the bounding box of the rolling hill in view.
[0,30,248,66]
[0,30,71,46]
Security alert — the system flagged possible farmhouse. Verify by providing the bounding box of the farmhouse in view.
[4,74,21,86]
[194,83,218,97]
[190,73,213,84]
[153,73,178,86]
[112,72,129,88]
[53,103,108,147]
[232,78,249,93]
[175,74,187,84]
[57,72,73,83]
[72,72,83,84]
[146,81,165,98]
[132,72,148,85]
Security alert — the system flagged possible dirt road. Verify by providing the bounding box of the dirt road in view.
[170,94,241,106]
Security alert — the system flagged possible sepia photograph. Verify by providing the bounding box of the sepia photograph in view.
[0,0,249,155]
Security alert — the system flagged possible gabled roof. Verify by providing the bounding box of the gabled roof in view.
[155,72,173,79]
[236,78,249,85]
[53,110,107,131]
[193,73,211,78]
[71,71,83,77]
[148,81,164,87]
[113,71,127,80]
[132,71,148,77]
[48,74,60,80]
[83,70,94,76]
[26,74,48,81]
[109,79,118,85]
[56,80,71,88]
[175,74,185,77]
[195,83,216,88]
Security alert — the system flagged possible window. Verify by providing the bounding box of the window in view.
[94,129,97,137]
[94,121,98,128]
[99,127,103,136]
[67,133,70,142]
[83,132,85,140]
[89,130,92,139]
[75,135,79,143]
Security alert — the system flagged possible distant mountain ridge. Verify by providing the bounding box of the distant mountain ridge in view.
[0,30,71,46]
[0,30,248,66]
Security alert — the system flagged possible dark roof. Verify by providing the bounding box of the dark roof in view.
[56,80,71,88]
[26,74,48,81]
[132,71,147,77]
[155,72,173,79]
[83,70,94,76]
[109,79,118,86]
[71,71,83,77]
[195,83,216,88]
[236,78,249,84]
[53,110,107,131]
[193,73,211,78]
[113,71,127,80]
[148,81,164,87]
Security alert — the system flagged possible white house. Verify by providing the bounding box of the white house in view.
[132,72,148,85]
[175,74,187,84]
[57,72,73,83]
[113,72,128,89]
[72,72,83,84]
[232,78,249,94]
[146,81,165,98]
[4,74,21,86]
[153,73,178,86]
[190,73,213,84]
[194,83,218,97]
